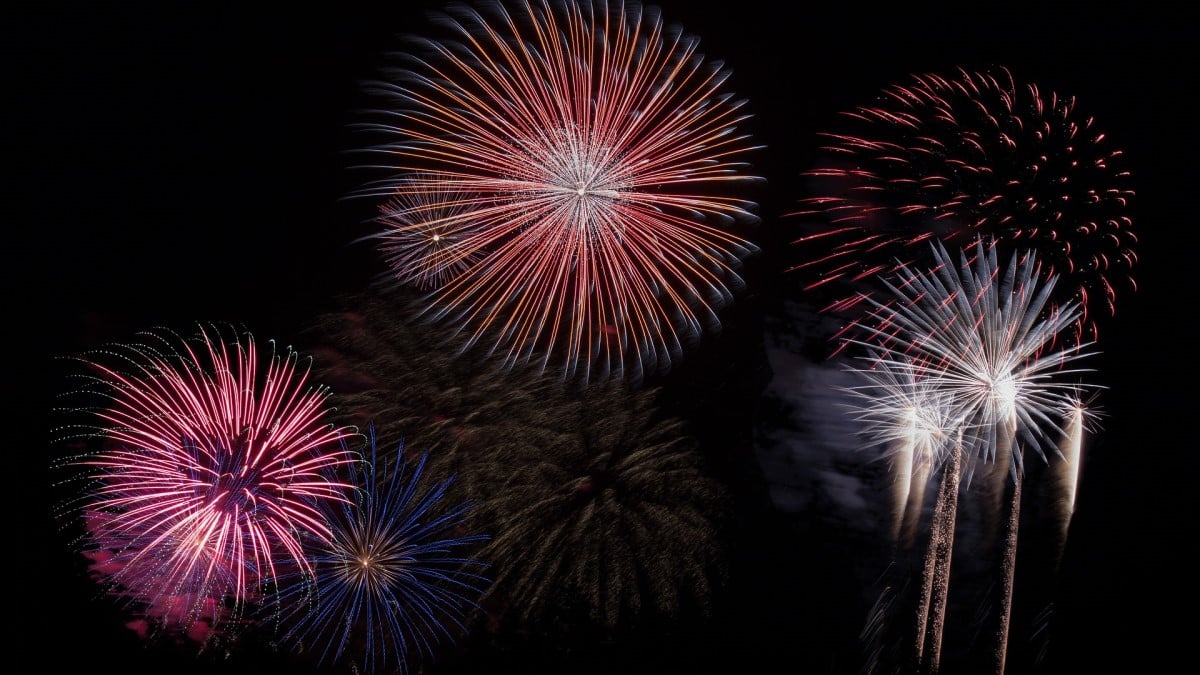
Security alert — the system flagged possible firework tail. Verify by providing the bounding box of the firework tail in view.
[993,468,1023,675]
[900,447,935,550]
[889,437,916,546]
[917,435,962,674]
[1049,406,1085,570]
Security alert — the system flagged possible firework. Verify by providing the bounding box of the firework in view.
[1047,398,1101,567]
[275,428,488,675]
[301,287,567,468]
[303,299,727,633]
[847,239,1099,481]
[843,356,965,672]
[461,381,729,631]
[793,66,1136,346]
[54,324,358,640]
[374,175,487,290]
[357,0,762,383]
[843,355,958,548]
[842,240,1101,673]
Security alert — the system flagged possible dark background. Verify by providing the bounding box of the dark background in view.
[13,1,1194,673]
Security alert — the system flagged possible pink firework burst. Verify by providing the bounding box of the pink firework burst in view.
[358,0,763,383]
[61,324,358,640]
[791,65,1136,347]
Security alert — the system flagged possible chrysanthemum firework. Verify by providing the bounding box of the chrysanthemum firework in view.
[357,0,762,383]
[301,288,566,468]
[275,428,488,675]
[458,381,730,631]
[792,65,1136,346]
[53,323,358,640]
[844,239,1100,480]
[301,294,727,633]
[374,174,486,291]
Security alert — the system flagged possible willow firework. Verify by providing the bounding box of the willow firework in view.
[793,66,1136,346]
[301,288,568,470]
[358,0,762,383]
[458,381,730,631]
[54,324,358,639]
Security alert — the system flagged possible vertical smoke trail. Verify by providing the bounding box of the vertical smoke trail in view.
[917,438,961,674]
[994,473,1023,675]
[890,438,916,546]
[901,452,934,550]
[1050,405,1085,568]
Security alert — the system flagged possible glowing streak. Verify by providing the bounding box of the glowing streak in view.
[1050,401,1092,571]
[994,474,1022,675]
[917,437,961,674]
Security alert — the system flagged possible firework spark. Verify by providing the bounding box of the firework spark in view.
[793,65,1136,346]
[54,324,358,639]
[275,428,488,675]
[847,239,1100,482]
[357,0,762,383]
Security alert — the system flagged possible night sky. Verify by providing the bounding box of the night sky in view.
[17,2,1195,673]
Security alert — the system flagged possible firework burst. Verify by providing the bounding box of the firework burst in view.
[275,428,489,675]
[793,65,1136,346]
[53,324,358,640]
[843,355,958,548]
[357,0,762,383]
[841,240,1102,673]
[847,239,1100,482]
[374,175,487,290]
[459,381,730,632]
[301,288,568,469]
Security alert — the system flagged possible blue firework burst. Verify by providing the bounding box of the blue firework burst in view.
[277,428,489,675]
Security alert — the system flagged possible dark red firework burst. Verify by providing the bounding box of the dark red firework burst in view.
[791,66,1136,345]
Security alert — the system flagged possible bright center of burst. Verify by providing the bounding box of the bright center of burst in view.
[988,373,1019,416]
[534,128,626,226]
[904,405,943,450]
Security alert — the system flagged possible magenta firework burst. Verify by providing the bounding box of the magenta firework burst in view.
[792,66,1136,345]
[58,324,358,639]
[359,0,762,383]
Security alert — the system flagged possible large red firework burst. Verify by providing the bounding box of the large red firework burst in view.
[358,0,762,383]
[61,324,358,640]
[791,66,1136,346]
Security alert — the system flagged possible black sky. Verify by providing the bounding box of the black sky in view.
[15,2,1196,674]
